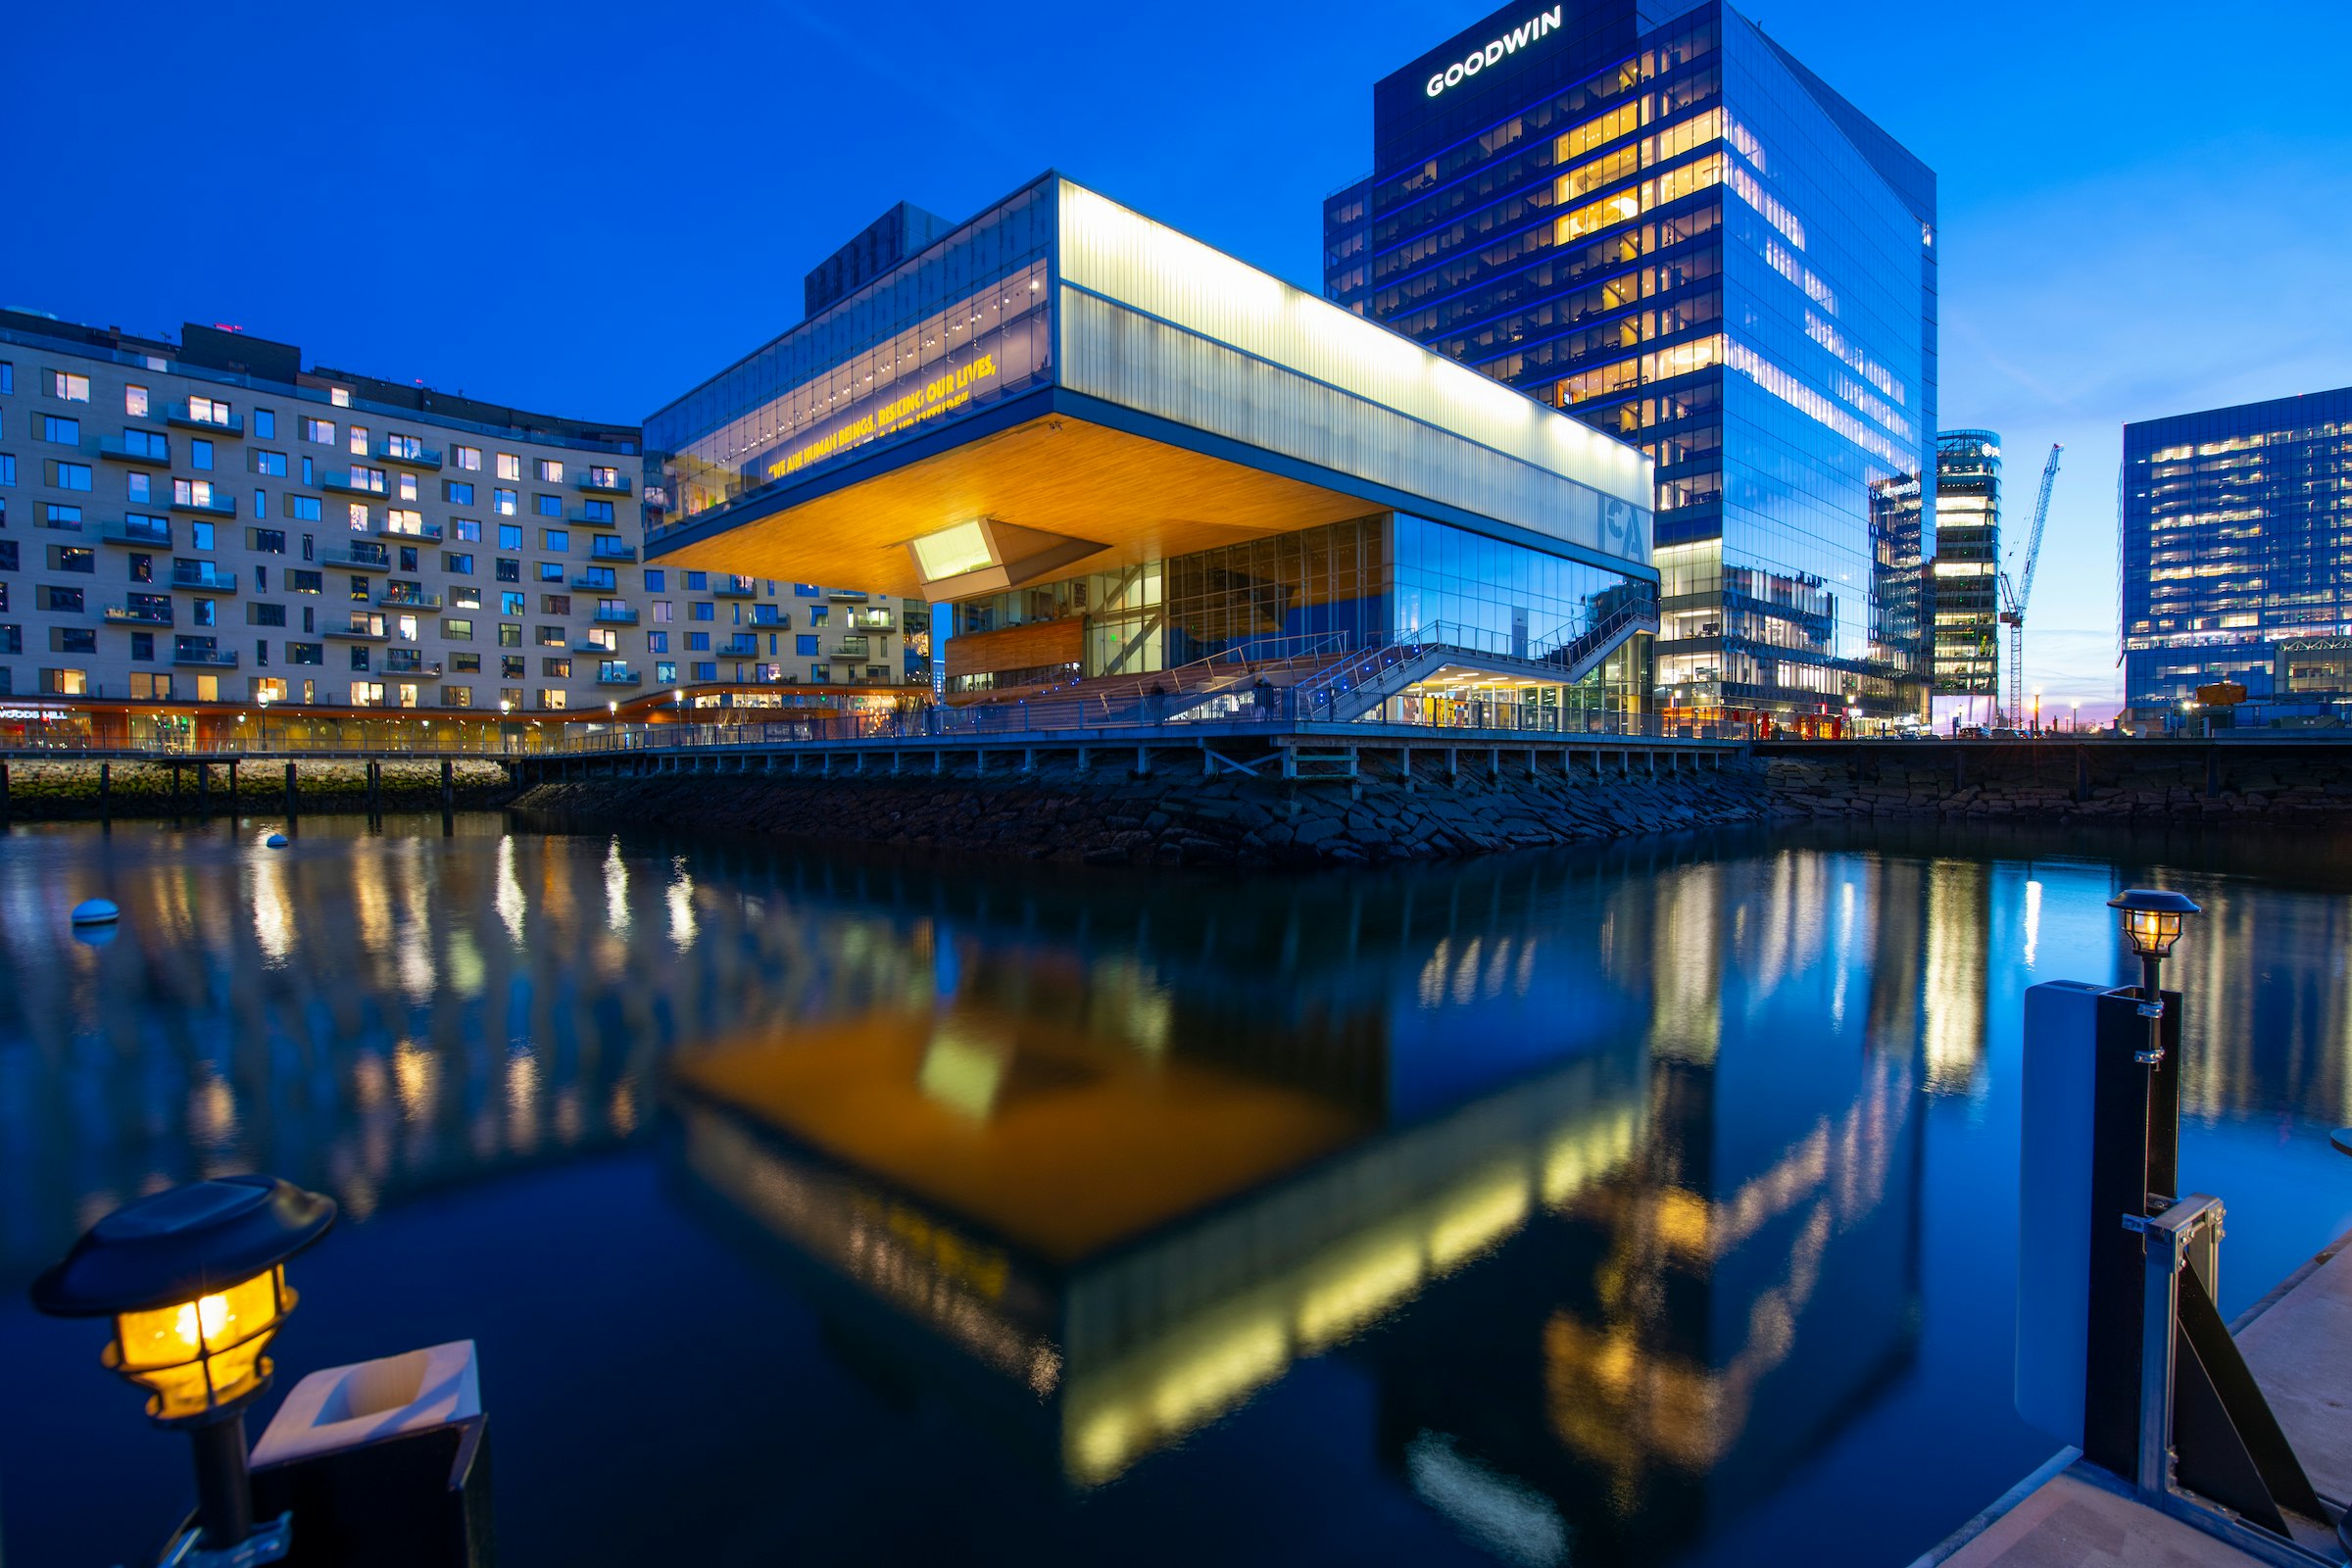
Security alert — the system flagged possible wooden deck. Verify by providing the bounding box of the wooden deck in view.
[1917,1234,2352,1567]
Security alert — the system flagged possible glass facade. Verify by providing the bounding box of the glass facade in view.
[1930,430,2000,727]
[2122,386,2352,704]
[645,183,1056,523]
[1326,0,1936,732]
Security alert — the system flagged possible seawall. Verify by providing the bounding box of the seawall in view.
[509,752,1777,867]
[1760,740,2352,824]
[0,759,516,821]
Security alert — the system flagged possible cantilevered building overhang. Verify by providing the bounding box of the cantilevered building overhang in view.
[645,176,1654,604]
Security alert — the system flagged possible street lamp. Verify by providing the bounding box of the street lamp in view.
[30,1174,336,1563]
[2108,888,2200,1054]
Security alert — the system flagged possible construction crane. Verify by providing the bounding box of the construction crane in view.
[1997,442,2063,729]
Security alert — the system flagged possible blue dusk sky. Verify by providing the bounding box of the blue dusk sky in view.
[9,0,2350,709]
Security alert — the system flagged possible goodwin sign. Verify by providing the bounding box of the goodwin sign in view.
[1424,6,1562,98]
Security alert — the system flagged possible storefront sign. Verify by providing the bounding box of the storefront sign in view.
[1424,6,1561,98]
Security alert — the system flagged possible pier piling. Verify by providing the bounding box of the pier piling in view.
[284,761,298,826]
[100,762,112,825]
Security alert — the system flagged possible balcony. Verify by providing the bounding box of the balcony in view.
[828,639,872,660]
[576,473,633,496]
[323,621,390,641]
[568,572,624,592]
[371,442,444,470]
[717,636,760,658]
[98,516,173,548]
[593,606,640,625]
[102,604,173,625]
[168,491,238,517]
[172,646,239,669]
[168,564,239,593]
[567,506,625,526]
[589,540,637,564]
[841,611,895,631]
[713,577,758,599]
[374,520,446,543]
[320,472,388,497]
[316,543,392,570]
[383,658,444,677]
[97,434,171,466]
[595,668,645,687]
[570,637,619,654]
[827,589,870,602]
[167,404,244,436]
[377,590,444,611]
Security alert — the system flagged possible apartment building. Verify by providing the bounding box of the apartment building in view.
[0,309,924,745]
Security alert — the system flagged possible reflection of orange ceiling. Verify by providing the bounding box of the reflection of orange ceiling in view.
[653,416,1379,600]
[671,1011,1369,1265]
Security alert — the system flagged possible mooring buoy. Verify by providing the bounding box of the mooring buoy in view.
[266,833,289,849]
[70,899,120,927]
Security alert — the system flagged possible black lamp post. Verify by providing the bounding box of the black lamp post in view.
[2107,888,2200,1059]
[30,1174,336,1565]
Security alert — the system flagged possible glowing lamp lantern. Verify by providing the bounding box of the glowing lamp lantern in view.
[30,1174,336,1560]
[2107,888,2200,1053]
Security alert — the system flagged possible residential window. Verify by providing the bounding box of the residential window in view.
[534,493,560,517]
[454,445,481,470]
[540,593,571,615]
[496,453,520,480]
[385,508,426,535]
[48,545,94,572]
[542,657,571,678]
[302,417,335,445]
[453,518,480,542]
[442,617,474,640]
[536,624,564,648]
[536,563,564,583]
[656,661,677,684]
[499,626,522,650]
[398,472,418,502]
[0,456,15,486]
[41,416,79,444]
[535,458,564,482]
[127,473,152,503]
[288,642,324,664]
[121,427,169,461]
[452,652,481,672]
[44,504,83,528]
[446,480,475,506]
[442,552,474,574]
[501,591,525,615]
[493,488,516,515]
[42,586,85,612]
[797,634,818,657]
[688,631,710,652]
[347,425,369,455]
[587,466,619,488]
[247,602,286,627]
[578,499,614,523]
[53,626,98,654]
[690,602,714,622]
[651,601,673,622]
[646,630,668,653]
[0,363,12,394]
[39,668,89,696]
[644,569,665,592]
[127,552,153,582]
[252,449,286,477]
[287,569,321,593]
[125,385,149,416]
[452,587,481,610]
[190,439,214,471]
[191,520,214,550]
[684,571,708,591]
[496,559,520,583]
[346,503,369,531]
[541,528,569,554]
[188,395,233,426]
[287,495,321,522]
[301,456,314,486]
[47,462,92,491]
[347,465,386,493]
[693,662,717,682]
[252,410,274,439]
[48,371,89,402]
[248,527,286,554]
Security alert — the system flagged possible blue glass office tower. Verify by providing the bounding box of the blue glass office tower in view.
[2121,386,2352,705]
[1325,0,1936,733]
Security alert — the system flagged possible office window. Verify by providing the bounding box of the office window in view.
[454,445,481,470]
[302,416,335,445]
[442,552,474,575]
[287,495,321,521]
[48,371,89,402]
[47,462,92,491]
[252,449,285,477]
[446,480,474,506]
[493,488,516,515]
[42,416,79,444]
[253,409,274,440]
[442,617,474,640]
[190,439,214,471]
[496,453,520,480]
[125,385,149,416]
[541,528,569,553]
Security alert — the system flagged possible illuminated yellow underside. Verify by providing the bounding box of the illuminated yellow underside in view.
[653,415,1384,601]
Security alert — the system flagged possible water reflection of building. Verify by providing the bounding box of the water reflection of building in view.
[1921,857,1989,1095]
[669,997,1650,1490]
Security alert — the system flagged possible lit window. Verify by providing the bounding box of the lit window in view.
[536,458,564,482]
[48,371,89,402]
[329,387,351,408]
[496,453,521,480]
[455,445,482,470]
[125,385,149,417]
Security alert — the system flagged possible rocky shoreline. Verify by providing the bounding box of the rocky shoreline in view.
[1763,750,2352,823]
[508,755,1778,867]
[0,759,515,820]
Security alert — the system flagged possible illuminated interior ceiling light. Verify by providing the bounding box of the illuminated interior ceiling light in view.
[906,516,1108,597]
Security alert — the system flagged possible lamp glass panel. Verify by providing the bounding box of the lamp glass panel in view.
[112,1267,284,1419]
[909,520,995,581]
